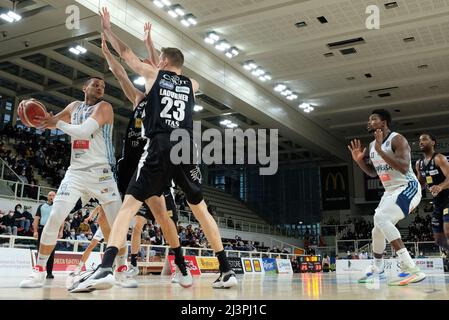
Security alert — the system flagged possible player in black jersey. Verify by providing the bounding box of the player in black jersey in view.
[69,8,237,292]
[102,33,181,278]
[416,133,449,250]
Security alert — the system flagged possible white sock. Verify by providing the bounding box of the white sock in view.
[115,254,127,268]
[36,253,50,271]
[374,258,384,270]
[396,248,416,269]
[75,261,84,272]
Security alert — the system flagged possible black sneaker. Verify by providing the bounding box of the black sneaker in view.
[212,270,237,289]
[46,273,54,279]
[68,267,114,293]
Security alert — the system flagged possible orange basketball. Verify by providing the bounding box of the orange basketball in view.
[18,99,47,128]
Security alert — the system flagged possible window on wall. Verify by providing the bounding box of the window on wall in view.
[3,114,10,123]
[5,101,12,111]
[214,175,225,191]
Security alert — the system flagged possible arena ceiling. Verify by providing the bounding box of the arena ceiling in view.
[1,0,449,164]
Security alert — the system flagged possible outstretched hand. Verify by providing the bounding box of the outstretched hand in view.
[347,139,366,162]
[99,7,111,31]
[143,22,152,42]
[100,33,110,55]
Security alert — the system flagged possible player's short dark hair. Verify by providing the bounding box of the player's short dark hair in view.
[84,76,104,86]
[371,109,392,127]
[161,47,184,68]
[421,133,436,145]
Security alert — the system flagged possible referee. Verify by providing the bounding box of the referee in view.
[32,191,60,279]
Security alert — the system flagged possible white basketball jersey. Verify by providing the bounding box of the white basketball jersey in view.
[69,101,115,170]
[369,132,417,192]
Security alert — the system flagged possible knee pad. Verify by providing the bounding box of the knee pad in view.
[40,200,74,246]
[373,214,401,243]
[371,226,386,255]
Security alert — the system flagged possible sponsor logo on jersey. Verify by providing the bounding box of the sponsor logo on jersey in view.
[444,208,449,215]
[175,86,190,94]
[73,140,89,149]
[162,73,189,86]
[429,169,439,175]
[159,79,175,90]
[190,166,202,183]
[101,188,109,194]
[57,182,70,197]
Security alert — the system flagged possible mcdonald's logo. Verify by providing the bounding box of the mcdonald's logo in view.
[325,172,345,191]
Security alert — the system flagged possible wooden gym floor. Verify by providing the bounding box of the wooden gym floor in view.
[1,273,449,300]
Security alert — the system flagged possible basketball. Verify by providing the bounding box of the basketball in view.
[17,99,47,128]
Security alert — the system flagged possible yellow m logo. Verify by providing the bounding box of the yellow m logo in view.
[325,172,345,191]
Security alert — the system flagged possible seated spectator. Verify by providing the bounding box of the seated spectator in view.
[2,210,18,235]
[13,204,31,234]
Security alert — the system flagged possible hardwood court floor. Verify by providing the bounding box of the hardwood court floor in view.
[1,273,448,300]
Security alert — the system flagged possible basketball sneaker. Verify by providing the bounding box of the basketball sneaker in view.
[127,265,140,277]
[172,263,193,288]
[212,270,238,289]
[388,265,426,286]
[358,264,385,283]
[115,265,138,288]
[19,266,46,288]
[68,266,115,293]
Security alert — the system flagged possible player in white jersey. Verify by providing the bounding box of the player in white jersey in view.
[348,109,425,286]
[19,77,128,288]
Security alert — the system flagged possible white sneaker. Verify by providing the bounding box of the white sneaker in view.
[65,269,82,289]
[68,267,115,293]
[173,265,193,288]
[19,266,46,288]
[127,265,139,277]
[358,263,385,283]
[115,265,138,288]
[212,270,238,289]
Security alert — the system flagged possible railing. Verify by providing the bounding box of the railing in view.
[0,157,21,182]
[335,239,443,257]
[178,209,295,238]
[0,235,303,261]
[0,178,56,202]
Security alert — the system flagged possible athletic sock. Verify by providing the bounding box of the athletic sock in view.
[100,246,119,269]
[216,250,231,273]
[131,254,138,267]
[36,253,50,271]
[396,248,416,269]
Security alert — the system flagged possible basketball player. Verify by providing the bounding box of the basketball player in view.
[69,8,237,292]
[19,76,126,288]
[32,191,59,279]
[348,109,425,286]
[100,32,180,280]
[416,133,449,250]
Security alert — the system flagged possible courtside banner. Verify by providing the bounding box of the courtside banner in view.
[196,256,219,273]
[163,255,201,275]
[252,258,265,274]
[276,259,293,274]
[32,251,101,272]
[262,258,277,274]
[0,248,32,276]
[242,258,254,273]
[228,257,244,274]
[336,258,444,274]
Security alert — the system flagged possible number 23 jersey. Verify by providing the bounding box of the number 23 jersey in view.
[141,70,195,139]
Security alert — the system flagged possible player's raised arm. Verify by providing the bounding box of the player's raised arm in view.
[143,22,160,67]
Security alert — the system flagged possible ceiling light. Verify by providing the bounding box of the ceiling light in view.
[299,103,310,109]
[193,105,203,112]
[204,37,215,44]
[215,40,230,51]
[243,63,252,71]
[75,45,87,54]
[172,5,185,16]
[185,14,197,25]
[259,76,266,82]
[255,67,265,76]
[7,11,21,21]
[161,0,171,6]
[225,52,233,58]
[274,84,286,92]
[248,61,257,69]
[0,13,14,23]
[220,120,231,125]
[133,77,145,86]
[167,9,178,18]
[282,90,292,96]
[153,0,164,8]
[251,70,259,76]
[304,108,311,113]
[227,123,238,129]
[264,73,272,80]
[230,47,239,56]
[69,47,80,55]
[180,19,190,27]
[287,94,298,100]
[208,32,219,41]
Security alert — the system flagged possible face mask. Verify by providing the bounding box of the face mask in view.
[71,232,75,237]
[17,209,22,213]
[87,235,92,240]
